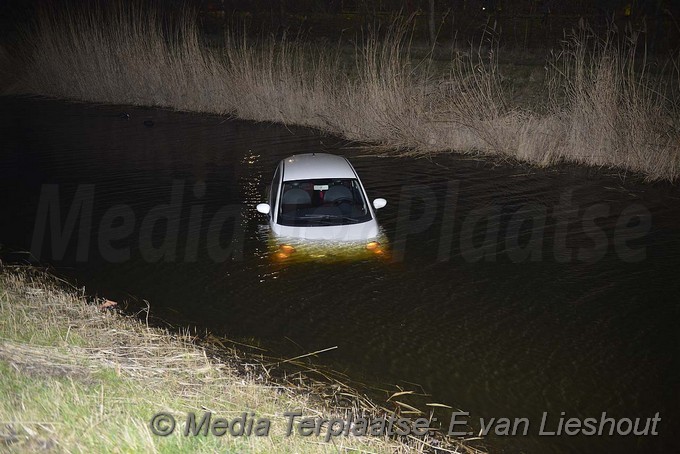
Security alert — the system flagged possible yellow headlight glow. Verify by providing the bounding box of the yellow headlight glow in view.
[267,236,389,264]
[366,241,380,250]
[279,244,296,254]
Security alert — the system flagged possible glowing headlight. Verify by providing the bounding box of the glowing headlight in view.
[274,244,296,260]
[366,241,380,250]
[366,241,384,255]
[279,244,296,254]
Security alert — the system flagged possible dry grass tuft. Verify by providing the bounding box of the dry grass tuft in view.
[5,5,679,180]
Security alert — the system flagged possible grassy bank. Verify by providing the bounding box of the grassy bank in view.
[0,266,474,453]
[3,5,680,181]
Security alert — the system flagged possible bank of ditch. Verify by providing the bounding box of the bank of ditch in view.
[0,266,481,453]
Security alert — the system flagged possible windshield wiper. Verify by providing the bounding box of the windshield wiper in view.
[301,214,362,223]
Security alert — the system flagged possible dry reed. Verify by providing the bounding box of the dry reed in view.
[4,4,679,181]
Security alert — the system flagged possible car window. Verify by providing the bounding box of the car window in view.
[277,178,372,227]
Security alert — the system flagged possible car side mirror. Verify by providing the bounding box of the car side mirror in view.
[372,198,387,210]
[256,203,271,214]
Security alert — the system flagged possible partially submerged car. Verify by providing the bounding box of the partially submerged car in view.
[256,153,387,259]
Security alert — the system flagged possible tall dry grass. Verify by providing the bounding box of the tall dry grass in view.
[543,25,680,178]
[6,4,680,181]
[16,5,222,111]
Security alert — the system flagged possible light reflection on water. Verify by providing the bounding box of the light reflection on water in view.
[1,97,679,454]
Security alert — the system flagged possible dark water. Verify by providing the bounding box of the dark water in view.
[1,96,679,453]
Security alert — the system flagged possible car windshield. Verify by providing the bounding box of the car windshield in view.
[277,178,372,227]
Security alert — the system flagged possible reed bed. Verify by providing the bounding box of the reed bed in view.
[5,4,680,181]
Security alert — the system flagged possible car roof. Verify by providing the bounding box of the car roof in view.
[280,153,357,181]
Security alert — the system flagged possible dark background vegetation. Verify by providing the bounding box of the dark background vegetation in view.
[1,0,679,52]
